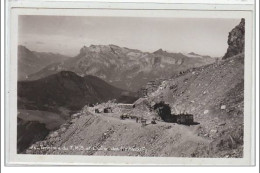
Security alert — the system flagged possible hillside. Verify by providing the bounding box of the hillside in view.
[18,45,70,80]
[17,118,50,154]
[141,53,244,118]
[18,71,137,115]
[138,53,244,156]
[27,45,215,91]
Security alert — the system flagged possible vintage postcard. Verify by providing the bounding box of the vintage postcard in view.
[6,1,255,166]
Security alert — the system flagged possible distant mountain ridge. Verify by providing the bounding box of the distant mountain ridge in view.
[26,44,215,91]
[18,45,70,80]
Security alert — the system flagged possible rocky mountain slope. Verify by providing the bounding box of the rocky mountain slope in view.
[138,53,244,156]
[26,111,211,157]
[27,45,215,91]
[24,19,244,158]
[139,53,244,118]
[18,45,70,80]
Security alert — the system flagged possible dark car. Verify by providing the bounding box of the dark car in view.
[176,114,194,125]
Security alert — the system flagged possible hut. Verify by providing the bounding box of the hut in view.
[95,109,101,113]
[104,107,112,113]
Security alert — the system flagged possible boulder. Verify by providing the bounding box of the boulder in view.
[204,110,209,114]
[221,105,226,110]
[49,131,59,138]
[218,122,226,126]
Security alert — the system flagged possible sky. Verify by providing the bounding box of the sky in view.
[18,15,241,57]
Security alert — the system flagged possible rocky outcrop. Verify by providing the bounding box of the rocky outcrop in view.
[222,19,245,59]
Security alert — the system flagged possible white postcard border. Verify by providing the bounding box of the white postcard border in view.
[6,2,255,166]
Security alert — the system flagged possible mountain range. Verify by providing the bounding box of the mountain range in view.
[18,45,70,80]
[25,45,216,91]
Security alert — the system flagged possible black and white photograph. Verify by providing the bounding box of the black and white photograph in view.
[16,15,246,158]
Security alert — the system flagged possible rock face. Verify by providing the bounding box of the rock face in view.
[222,19,245,59]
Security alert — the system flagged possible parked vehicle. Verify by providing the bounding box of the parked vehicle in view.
[104,107,112,113]
[176,114,194,125]
[120,113,130,120]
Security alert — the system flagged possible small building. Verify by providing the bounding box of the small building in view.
[120,113,130,120]
[117,104,135,109]
[104,107,112,113]
[95,109,101,113]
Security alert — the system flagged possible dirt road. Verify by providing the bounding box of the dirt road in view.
[28,111,211,157]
